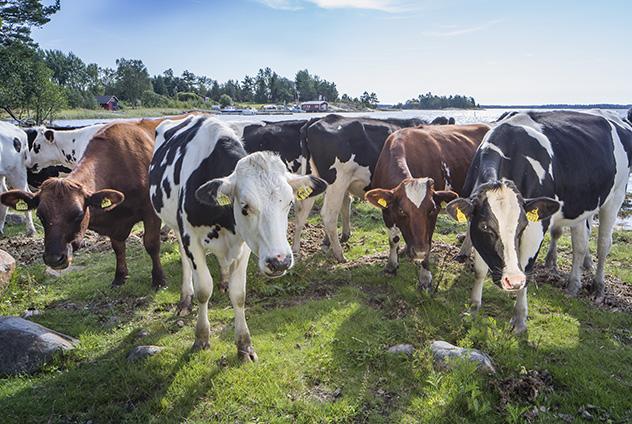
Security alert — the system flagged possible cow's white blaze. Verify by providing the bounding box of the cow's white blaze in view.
[482,143,510,159]
[404,178,429,208]
[485,185,524,287]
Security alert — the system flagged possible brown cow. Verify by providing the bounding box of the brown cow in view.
[365,124,490,290]
[1,121,166,288]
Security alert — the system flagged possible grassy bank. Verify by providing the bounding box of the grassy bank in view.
[0,202,631,423]
[51,108,213,121]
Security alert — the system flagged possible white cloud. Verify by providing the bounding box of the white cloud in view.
[256,0,416,12]
[424,19,503,37]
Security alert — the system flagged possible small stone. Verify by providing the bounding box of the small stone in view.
[21,309,41,319]
[430,340,495,374]
[332,388,342,399]
[45,265,85,278]
[580,409,593,421]
[176,319,185,328]
[0,249,16,291]
[127,345,162,362]
[387,344,415,356]
[557,413,573,423]
[5,213,26,225]
[135,329,150,339]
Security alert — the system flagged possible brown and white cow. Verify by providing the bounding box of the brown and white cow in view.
[365,124,490,289]
[0,120,167,288]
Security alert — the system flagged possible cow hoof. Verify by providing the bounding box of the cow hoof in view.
[565,281,581,297]
[340,233,350,243]
[334,254,347,264]
[192,339,210,351]
[383,265,398,276]
[111,276,127,287]
[469,303,481,314]
[176,296,193,316]
[238,345,258,362]
[418,281,433,293]
[510,318,527,335]
[593,287,605,304]
[453,254,468,263]
[152,278,166,290]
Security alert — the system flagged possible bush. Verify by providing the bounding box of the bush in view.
[176,92,199,102]
[141,90,171,107]
[219,94,233,107]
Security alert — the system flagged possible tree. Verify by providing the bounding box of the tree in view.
[219,94,232,108]
[0,0,60,46]
[113,58,151,104]
[295,69,316,101]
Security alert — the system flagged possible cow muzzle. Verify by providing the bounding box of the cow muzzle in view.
[44,245,72,270]
[407,246,428,261]
[263,253,293,278]
[501,273,526,291]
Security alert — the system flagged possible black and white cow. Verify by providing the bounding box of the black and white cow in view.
[447,110,632,333]
[295,114,426,261]
[0,122,36,235]
[149,115,325,360]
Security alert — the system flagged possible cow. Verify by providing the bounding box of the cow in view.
[430,116,456,125]
[1,120,167,288]
[148,115,325,360]
[365,124,490,289]
[241,119,309,173]
[0,121,36,236]
[446,110,632,333]
[294,114,427,261]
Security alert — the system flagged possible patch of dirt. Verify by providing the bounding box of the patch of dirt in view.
[305,383,342,403]
[492,369,554,410]
[0,234,43,265]
[531,264,632,313]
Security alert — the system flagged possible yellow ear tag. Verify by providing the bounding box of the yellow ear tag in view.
[296,186,313,201]
[15,199,28,211]
[440,201,447,209]
[216,193,231,206]
[455,207,467,223]
[100,198,112,209]
[526,208,539,222]
[377,198,388,208]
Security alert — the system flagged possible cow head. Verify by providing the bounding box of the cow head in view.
[0,178,124,269]
[366,178,458,261]
[196,152,326,277]
[446,180,559,291]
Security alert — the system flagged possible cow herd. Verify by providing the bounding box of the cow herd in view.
[0,109,631,361]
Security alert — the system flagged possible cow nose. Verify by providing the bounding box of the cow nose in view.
[44,252,69,269]
[407,246,427,260]
[265,254,293,276]
[501,274,526,291]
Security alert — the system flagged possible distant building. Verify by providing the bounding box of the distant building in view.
[96,95,119,111]
[300,100,328,112]
[376,104,395,110]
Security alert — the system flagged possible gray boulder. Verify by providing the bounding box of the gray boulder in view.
[387,344,415,356]
[430,340,495,374]
[5,213,26,225]
[127,345,163,362]
[0,316,78,376]
[0,249,16,292]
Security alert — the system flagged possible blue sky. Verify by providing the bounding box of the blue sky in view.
[33,0,632,104]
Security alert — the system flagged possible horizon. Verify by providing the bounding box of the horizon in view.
[33,0,632,105]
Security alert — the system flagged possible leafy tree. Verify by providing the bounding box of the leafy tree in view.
[219,94,232,108]
[0,0,60,46]
[141,90,170,107]
[240,75,255,103]
[295,69,316,101]
[113,58,151,104]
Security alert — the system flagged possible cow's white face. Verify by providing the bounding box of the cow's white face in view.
[28,127,63,172]
[196,152,326,277]
[447,180,559,291]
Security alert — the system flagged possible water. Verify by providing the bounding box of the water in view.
[52,108,632,230]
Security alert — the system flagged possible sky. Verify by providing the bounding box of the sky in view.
[32,0,632,104]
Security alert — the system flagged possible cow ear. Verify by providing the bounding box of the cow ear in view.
[433,190,459,210]
[196,176,234,206]
[44,130,55,143]
[523,197,560,222]
[0,190,39,211]
[87,189,125,211]
[365,189,394,209]
[286,174,327,200]
[446,198,473,223]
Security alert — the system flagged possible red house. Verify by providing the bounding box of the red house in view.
[96,95,120,111]
[300,100,328,112]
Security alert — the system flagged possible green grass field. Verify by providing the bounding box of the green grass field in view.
[0,202,631,423]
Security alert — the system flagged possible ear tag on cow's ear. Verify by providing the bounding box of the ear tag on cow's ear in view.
[216,193,231,206]
[455,206,467,223]
[15,199,28,211]
[100,198,112,209]
[440,201,447,209]
[377,198,388,208]
[296,186,313,200]
[526,208,539,222]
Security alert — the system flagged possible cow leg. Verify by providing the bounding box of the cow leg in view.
[7,173,36,236]
[566,222,590,297]
[190,241,213,351]
[511,288,528,335]
[142,213,166,289]
[455,231,472,263]
[470,249,488,313]
[292,195,316,257]
[593,197,623,303]
[384,226,400,275]
[228,246,257,362]
[176,236,194,316]
[340,193,352,243]
[544,224,563,272]
[0,177,7,236]
[582,218,594,271]
[110,238,129,287]
[321,185,349,263]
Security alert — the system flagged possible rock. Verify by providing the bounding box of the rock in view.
[135,329,150,339]
[580,409,593,421]
[430,340,495,374]
[5,213,26,225]
[127,345,162,362]
[45,265,86,278]
[176,319,185,328]
[21,309,41,319]
[0,249,16,291]
[387,344,415,356]
[0,316,78,376]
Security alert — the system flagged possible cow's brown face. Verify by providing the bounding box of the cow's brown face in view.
[0,179,124,269]
[366,178,458,261]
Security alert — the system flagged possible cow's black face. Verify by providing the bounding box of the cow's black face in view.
[447,180,560,291]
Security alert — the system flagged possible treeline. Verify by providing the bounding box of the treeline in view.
[397,92,478,109]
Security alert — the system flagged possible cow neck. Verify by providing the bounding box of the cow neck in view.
[65,159,97,194]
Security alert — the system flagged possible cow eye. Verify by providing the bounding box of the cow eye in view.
[398,207,406,216]
[241,205,249,216]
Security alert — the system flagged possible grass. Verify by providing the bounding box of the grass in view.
[51,108,216,121]
[0,202,631,423]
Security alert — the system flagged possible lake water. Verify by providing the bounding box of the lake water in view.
[53,108,632,230]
